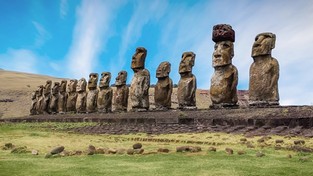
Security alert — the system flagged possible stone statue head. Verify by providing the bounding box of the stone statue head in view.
[60,80,67,93]
[131,47,147,70]
[212,24,235,43]
[212,41,234,67]
[68,79,77,93]
[51,82,60,95]
[43,80,52,95]
[99,72,111,88]
[252,32,276,57]
[115,70,127,86]
[156,61,171,78]
[179,52,195,74]
[88,73,98,89]
[76,78,87,92]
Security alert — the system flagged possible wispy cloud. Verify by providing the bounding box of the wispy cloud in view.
[60,0,68,19]
[65,0,122,79]
[0,49,38,73]
[115,1,168,70]
[32,21,51,48]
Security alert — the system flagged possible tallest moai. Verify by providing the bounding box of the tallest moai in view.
[210,24,238,108]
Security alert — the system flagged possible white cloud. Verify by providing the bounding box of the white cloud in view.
[0,49,38,73]
[32,21,52,48]
[60,0,69,19]
[65,0,122,79]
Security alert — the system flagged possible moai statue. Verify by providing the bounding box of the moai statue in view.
[97,72,113,113]
[76,78,87,113]
[177,52,197,110]
[49,82,60,114]
[35,85,44,114]
[58,80,67,114]
[42,80,52,113]
[30,90,38,115]
[86,73,99,113]
[130,47,150,111]
[66,79,77,112]
[154,61,173,110]
[210,24,238,108]
[113,71,129,112]
[249,32,279,106]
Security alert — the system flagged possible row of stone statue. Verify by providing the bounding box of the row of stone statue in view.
[30,24,279,115]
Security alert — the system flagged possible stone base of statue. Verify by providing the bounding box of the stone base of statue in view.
[98,108,112,113]
[130,108,148,112]
[249,101,279,107]
[178,106,197,111]
[210,103,239,109]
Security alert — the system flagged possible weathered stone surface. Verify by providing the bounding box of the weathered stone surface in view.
[30,90,38,115]
[42,80,52,113]
[177,52,197,109]
[35,85,44,114]
[58,80,67,114]
[97,72,113,113]
[225,147,233,155]
[155,61,173,110]
[130,47,150,111]
[32,149,39,155]
[210,24,238,108]
[11,146,29,154]
[157,148,170,153]
[113,71,129,112]
[49,82,60,114]
[87,73,98,113]
[249,32,279,106]
[208,147,217,152]
[76,78,87,113]
[50,146,64,155]
[87,145,96,155]
[66,79,77,112]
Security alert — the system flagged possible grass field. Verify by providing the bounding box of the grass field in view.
[1,122,313,176]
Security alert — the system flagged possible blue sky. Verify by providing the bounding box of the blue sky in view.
[1,0,313,105]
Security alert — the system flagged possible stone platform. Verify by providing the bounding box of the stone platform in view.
[1,106,313,136]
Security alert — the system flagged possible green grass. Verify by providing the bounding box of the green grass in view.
[0,122,313,176]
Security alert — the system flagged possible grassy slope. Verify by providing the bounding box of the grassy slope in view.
[0,123,313,176]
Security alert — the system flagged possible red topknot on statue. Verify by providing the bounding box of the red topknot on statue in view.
[212,24,235,42]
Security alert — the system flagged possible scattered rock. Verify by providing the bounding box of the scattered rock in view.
[108,148,117,154]
[225,148,233,155]
[256,151,265,157]
[74,150,83,155]
[61,150,71,157]
[87,145,96,155]
[116,148,126,155]
[208,147,216,152]
[96,148,106,154]
[237,150,245,155]
[143,151,158,155]
[240,138,247,142]
[257,138,265,143]
[11,146,29,154]
[176,146,201,153]
[157,148,170,153]
[134,148,144,154]
[190,146,202,153]
[274,145,282,150]
[288,146,312,153]
[50,146,64,155]
[127,149,134,155]
[275,139,284,144]
[287,154,292,158]
[3,143,14,150]
[246,142,255,148]
[294,140,305,145]
[299,157,310,162]
[133,143,142,149]
[31,150,39,155]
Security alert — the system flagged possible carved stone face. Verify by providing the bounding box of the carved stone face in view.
[37,85,44,97]
[51,82,60,95]
[76,78,87,92]
[156,61,171,78]
[43,80,52,95]
[115,71,127,86]
[68,79,77,93]
[131,47,147,70]
[99,72,111,88]
[252,33,276,57]
[179,52,195,74]
[88,73,98,89]
[60,80,67,93]
[212,41,234,67]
